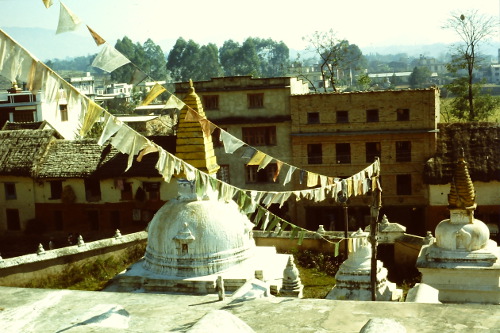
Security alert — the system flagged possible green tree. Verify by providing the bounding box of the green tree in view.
[253,38,290,77]
[409,66,431,88]
[143,38,167,81]
[196,43,223,79]
[166,38,203,81]
[443,10,498,121]
[219,39,241,76]
[303,30,364,92]
[111,36,139,83]
[166,37,188,81]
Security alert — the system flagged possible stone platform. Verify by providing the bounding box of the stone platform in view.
[1,286,499,332]
[107,247,289,294]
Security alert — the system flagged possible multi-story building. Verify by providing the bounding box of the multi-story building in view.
[66,72,96,100]
[175,76,309,192]
[290,88,440,235]
[0,83,80,139]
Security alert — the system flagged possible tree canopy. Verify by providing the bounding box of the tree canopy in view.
[443,10,499,121]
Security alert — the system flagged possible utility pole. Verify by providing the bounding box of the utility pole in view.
[370,157,382,301]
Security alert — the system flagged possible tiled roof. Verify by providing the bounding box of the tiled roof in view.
[36,136,177,179]
[0,129,56,176]
[423,122,500,184]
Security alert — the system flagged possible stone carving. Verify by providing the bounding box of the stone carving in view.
[36,243,45,255]
[280,256,303,298]
[77,235,85,247]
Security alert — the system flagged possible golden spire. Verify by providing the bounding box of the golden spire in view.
[448,149,476,211]
[175,80,219,176]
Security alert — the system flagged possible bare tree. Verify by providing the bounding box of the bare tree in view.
[443,10,498,120]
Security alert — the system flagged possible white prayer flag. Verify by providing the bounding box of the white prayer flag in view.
[92,43,131,73]
[56,2,82,34]
[220,130,244,154]
[164,94,186,109]
[283,165,296,186]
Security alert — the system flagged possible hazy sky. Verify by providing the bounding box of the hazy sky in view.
[1,0,499,50]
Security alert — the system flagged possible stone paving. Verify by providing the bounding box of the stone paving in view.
[0,286,499,332]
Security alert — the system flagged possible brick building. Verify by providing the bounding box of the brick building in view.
[289,88,440,235]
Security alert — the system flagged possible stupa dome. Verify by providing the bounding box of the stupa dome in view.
[143,180,256,277]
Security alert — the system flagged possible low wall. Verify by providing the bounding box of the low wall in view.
[253,230,346,254]
[0,231,147,287]
[394,234,427,268]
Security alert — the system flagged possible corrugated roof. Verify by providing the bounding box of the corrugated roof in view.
[0,129,56,176]
[423,122,500,184]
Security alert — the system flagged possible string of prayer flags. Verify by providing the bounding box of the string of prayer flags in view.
[91,43,131,73]
[42,0,54,8]
[110,126,148,171]
[220,129,244,154]
[141,82,166,106]
[86,25,106,46]
[155,148,175,182]
[199,118,216,138]
[184,108,203,122]
[129,68,148,85]
[27,61,47,93]
[56,2,82,34]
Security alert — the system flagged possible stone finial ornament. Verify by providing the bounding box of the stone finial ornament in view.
[280,255,303,298]
[37,243,45,255]
[77,235,85,247]
[114,229,122,239]
[448,149,476,211]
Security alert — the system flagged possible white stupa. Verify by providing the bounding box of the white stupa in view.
[108,82,289,294]
[412,153,500,304]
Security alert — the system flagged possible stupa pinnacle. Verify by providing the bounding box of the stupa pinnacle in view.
[175,79,219,176]
[448,148,476,211]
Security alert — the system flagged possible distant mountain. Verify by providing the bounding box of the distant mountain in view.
[3,26,499,63]
[2,27,101,61]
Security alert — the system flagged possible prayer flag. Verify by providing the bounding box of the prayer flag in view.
[283,165,296,186]
[220,130,244,154]
[141,82,166,106]
[92,43,131,73]
[199,118,215,137]
[307,172,318,187]
[164,94,186,109]
[137,143,159,162]
[129,68,148,85]
[273,161,283,182]
[86,25,106,46]
[42,0,53,8]
[257,155,273,171]
[80,99,103,136]
[247,151,266,166]
[56,2,82,34]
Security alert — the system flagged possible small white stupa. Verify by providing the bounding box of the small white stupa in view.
[109,81,289,294]
[326,229,402,301]
[413,152,500,304]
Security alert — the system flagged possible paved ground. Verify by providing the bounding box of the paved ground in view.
[0,286,499,332]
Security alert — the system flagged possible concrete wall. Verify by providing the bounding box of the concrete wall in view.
[0,231,147,287]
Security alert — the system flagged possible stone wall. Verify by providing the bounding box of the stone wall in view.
[0,231,147,286]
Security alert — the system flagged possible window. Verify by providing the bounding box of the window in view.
[203,95,219,110]
[397,108,410,121]
[396,141,411,162]
[247,93,264,108]
[50,181,63,200]
[396,174,412,195]
[365,142,381,163]
[118,180,133,201]
[84,179,101,202]
[242,126,276,146]
[366,109,379,122]
[336,143,351,164]
[60,104,68,122]
[54,210,63,230]
[143,182,161,200]
[307,144,323,164]
[246,163,277,183]
[307,112,320,124]
[13,110,34,122]
[4,183,16,200]
[216,165,230,183]
[6,209,20,230]
[336,111,349,123]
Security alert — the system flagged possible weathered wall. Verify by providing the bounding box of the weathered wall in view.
[0,176,36,231]
[0,231,147,286]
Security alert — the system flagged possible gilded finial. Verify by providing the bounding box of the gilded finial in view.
[448,148,476,211]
